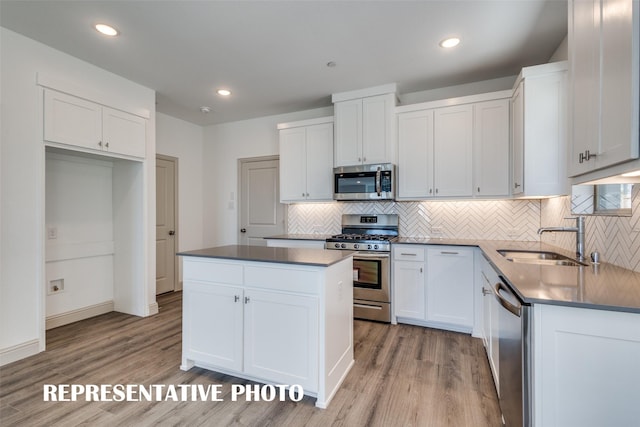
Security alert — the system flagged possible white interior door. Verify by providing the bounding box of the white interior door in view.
[239,158,285,246]
[156,156,177,294]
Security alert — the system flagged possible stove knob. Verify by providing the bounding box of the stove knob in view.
[353,243,359,249]
[341,243,346,249]
[367,244,373,250]
[334,243,340,248]
[374,244,379,250]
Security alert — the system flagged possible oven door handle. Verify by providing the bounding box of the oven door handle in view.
[376,166,382,196]
[354,303,383,310]
[353,252,390,259]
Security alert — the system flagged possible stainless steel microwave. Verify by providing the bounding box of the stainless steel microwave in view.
[333,163,395,201]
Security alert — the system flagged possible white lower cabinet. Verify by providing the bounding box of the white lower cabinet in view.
[393,246,426,319]
[393,244,474,333]
[181,256,353,408]
[243,288,319,388]
[183,282,318,390]
[183,281,244,371]
[533,304,640,427]
[426,246,475,328]
[478,255,500,393]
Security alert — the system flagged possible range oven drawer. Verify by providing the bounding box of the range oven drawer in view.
[354,299,390,323]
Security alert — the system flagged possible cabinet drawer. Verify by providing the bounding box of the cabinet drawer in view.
[394,246,425,261]
[245,264,320,294]
[183,259,243,284]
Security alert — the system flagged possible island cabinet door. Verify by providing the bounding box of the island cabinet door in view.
[183,281,244,372]
[243,289,319,392]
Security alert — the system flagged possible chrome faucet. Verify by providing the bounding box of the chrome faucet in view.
[538,217,586,262]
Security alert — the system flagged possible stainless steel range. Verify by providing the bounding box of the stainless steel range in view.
[325,214,398,323]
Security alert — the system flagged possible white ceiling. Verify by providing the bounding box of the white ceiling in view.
[0,0,567,126]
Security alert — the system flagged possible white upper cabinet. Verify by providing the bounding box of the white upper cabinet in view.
[101,107,147,158]
[397,105,473,199]
[44,88,146,159]
[568,0,639,177]
[397,109,435,199]
[511,62,568,197]
[333,85,397,167]
[278,118,334,203]
[473,99,510,197]
[434,105,473,197]
[396,92,510,200]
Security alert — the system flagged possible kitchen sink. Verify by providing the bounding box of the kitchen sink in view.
[497,250,587,267]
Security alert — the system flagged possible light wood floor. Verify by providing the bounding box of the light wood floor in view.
[0,292,502,426]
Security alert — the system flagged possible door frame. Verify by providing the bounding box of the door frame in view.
[237,155,287,244]
[156,153,180,292]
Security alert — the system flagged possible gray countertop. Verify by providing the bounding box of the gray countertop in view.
[263,235,640,313]
[177,245,354,267]
[265,234,333,241]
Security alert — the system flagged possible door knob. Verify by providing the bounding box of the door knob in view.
[168,230,175,236]
[240,228,247,233]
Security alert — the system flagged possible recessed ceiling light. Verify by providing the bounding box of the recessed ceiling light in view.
[439,37,460,48]
[217,89,231,96]
[95,23,119,37]
[200,106,211,114]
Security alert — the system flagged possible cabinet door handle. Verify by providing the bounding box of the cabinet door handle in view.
[105,142,109,149]
[429,188,433,194]
[98,141,103,147]
[514,183,521,189]
[420,267,423,273]
[441,251,459,255]
[477,187,481,193]
[435,188,439,194]
[482,287,492,295]
[234,295,240,303]
[244,296,250,304]
[584,150,596,161]
[400,253,417,256]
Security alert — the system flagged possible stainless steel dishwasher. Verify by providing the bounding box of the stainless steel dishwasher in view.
[494,278,532,427]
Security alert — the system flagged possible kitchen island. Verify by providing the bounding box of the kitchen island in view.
[177,245,355,408]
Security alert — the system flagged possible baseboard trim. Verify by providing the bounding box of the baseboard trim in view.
[46,300,114,330]
[0,339,40,366]
[148,301,159,316]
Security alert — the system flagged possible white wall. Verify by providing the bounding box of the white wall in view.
[45,152,115,317]
[156,113,204,253]
[202,107,333,246]
[0,28,155,365]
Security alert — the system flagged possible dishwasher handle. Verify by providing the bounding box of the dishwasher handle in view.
[494,279,521,317]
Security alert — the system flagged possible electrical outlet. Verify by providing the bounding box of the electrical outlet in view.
[47,227,57,239]
[431,226,443,236]
[313,225,323,233]
[48,278,64,294]
[507,228,519,238]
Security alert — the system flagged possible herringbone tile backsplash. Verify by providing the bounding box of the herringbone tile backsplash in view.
[289,192,640,272]
[288,199,541,241]
[541,186,640,272]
